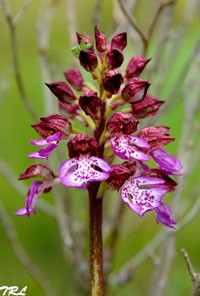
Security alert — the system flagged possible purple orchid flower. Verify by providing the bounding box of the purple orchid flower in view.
[120,175,175,228]
[59,155,112,189]
[120,175,168,216]
[110,135,150,161]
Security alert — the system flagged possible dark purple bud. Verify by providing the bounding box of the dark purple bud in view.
[79,90,102,120]
[106,49,124,70]
[19,164,56,180]
[58,101,80,118]
[79,50,98,72]
[131,94,164,119]
[46,81,76,103]
[138,126,174,152]
[103,70,124,94]
[107,161,137,191]
[126,56,151,78]
[121,77,150,103]
[111,32,127,51]
[94,25,107,52]
[31,114,72,138]
[76,32,92,45]
[68,133,98,158]
[106,112,138,135]
[64,68,84,90]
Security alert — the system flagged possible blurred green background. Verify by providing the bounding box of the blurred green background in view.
[1,0,200,295]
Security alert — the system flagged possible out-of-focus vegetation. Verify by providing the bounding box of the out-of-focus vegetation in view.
[0,0,200,295]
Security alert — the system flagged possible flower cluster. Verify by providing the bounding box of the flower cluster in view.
[15,26,182,228]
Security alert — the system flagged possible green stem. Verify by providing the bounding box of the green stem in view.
[88,185,104,296]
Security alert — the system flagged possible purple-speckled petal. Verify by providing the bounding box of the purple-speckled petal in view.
[120,176,168,216]
[14,181,43,217]
[151,148,182,175]
[90,156,113,173]
[156,203,176,228]
[59,156,112,189]
[110,135,149,161]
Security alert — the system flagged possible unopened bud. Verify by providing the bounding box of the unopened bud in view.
[111,32,127,51]
[131,94,164,119]
[126,56,151,78]
[94,25,107,52]
[106,49,124,70]
[79,50,98,72]
[64,68,83,90]
[106,112,138,135]
[103,70,124,94]
[46,81,76,103]
[79,90,102,120]
[121,77,150,103]
[68,134,98,158]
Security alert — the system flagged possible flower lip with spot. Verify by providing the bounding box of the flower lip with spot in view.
[28,131,63,160]
[120,175,169,216]
[110,135,150,161]
[59,156,112,189]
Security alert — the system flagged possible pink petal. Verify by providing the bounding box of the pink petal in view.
[120,176,168,216]
[110,135,149,161]
[59,156,112,188]
[151,148,182,175]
